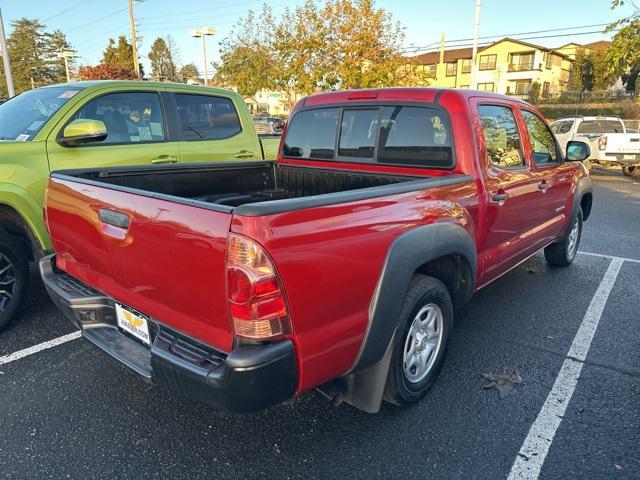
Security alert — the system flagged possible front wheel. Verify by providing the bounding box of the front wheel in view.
[622,165,640,177]
[544,207,583,267]
[384,275,453,406]
[0,231,30,332]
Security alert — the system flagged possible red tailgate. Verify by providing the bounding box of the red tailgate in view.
[45,176,234,352]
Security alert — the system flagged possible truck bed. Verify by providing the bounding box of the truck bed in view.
[51,161,448,214]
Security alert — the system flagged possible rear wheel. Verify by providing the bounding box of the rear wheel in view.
[384,275,453,406]
[0,231,30,332]
[622,165,640,177]
[544,207,583,267]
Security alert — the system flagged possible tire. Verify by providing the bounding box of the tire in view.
[0,230,30,332]
[383,275,453,406]
[544,207,583,267]
[622,165,640,177]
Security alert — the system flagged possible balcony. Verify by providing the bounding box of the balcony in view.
[507,63,535,72]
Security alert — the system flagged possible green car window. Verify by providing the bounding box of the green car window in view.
[0,86,83,141]
[71,92,165,144]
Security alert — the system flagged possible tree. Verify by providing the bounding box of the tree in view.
[212,5,278,96]
[607,22,640,92]
[78,63,137,80]
[0,18,74,96]
[178,63,199,82]
[148,37,177,81]
[570,46,615,92]
[102,36,135,70]
[213,0,426,101]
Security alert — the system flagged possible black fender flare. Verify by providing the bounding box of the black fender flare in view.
[564,176,593,236]
[336,223,477,412]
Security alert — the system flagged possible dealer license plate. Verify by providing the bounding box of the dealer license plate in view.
[623,154,637,161]
[115,303,151,345]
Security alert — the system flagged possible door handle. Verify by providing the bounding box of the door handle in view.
[491,192,509,202]
[538,181,550,191]
[151,155,178,164]
[234,150,256,159]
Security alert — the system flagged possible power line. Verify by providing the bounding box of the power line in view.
[401,22,611,54]
[42,0,94,23]
[405,29,618,57]
[66,7,128,34]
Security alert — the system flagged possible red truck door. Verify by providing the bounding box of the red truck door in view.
[474,102,545,285]
[519,108,574,245]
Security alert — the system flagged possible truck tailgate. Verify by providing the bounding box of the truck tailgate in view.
[606,133,640,153]
[45,175,234,352]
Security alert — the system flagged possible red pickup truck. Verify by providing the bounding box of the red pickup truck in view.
[40,88,593,413]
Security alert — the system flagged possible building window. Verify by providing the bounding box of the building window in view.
[514,80,532,95]
[461,58,472,74]
[446,62,457,76]
[460,85,470,89]
[544,52,552,69]
[508,52,535,72]
[542,82,550,99]
[426,64,437,77]
[477,82,494,92]
[479,54,496,70]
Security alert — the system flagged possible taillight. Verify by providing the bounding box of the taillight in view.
[226,233,291,340]
[598,136,607,151]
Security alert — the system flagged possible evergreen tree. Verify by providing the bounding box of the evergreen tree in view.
[148,37,177,81]
[177,63,199,82]
[102,36,135,70]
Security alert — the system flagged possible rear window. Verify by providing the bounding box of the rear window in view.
[283,105,453,168]
[576,120,624,134]
[282,108,339,159]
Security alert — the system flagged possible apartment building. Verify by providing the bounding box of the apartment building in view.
[412,37,578,98]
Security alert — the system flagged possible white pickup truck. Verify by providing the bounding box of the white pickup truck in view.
[551,116,640,177]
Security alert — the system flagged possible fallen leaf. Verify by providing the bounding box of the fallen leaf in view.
[615,464,623,473]
[480,367,523,398]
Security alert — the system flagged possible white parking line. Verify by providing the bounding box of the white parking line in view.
[0,331,81,367]
[507,257,624,480]
[578,250,640,264]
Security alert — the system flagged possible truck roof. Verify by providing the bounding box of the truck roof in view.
[553,115,622,122]
[39,80,238,97]
[301,87,530,107]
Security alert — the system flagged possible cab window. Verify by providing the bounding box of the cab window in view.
[175,94,242,141]
[70,92,165,144]
[522,110,559,165]
[477,105,525,168]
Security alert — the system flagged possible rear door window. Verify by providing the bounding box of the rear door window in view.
[175,94,242,140]
[283,105,453,168]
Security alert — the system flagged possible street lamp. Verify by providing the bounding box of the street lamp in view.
[191,27,215,86]
[57,50,76,82]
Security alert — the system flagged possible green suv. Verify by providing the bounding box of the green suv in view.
[0,80,281,330]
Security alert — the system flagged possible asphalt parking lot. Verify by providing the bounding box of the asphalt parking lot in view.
[1,168,638,480]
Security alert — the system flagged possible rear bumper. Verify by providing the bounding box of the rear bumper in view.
[39,254,297,413]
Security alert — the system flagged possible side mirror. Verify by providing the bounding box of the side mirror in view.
[59,119,108,147]
[566,140,591,162]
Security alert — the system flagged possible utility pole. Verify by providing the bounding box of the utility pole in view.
[191,27,215,86]
[470,0,482,90]
[0,8,15,97]
[129,0,141,78]
[57,51,75,82]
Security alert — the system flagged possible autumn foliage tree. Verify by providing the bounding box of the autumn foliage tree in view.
[213,0,427,101]
[78,63,137,80]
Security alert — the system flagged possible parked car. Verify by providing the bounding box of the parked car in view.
[252,116,276,134]
[268,117,286,133]
[0,80,280,331]
[41,88,592,414]
[550,116,640,176]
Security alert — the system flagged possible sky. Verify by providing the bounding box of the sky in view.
[0,0,633,76]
